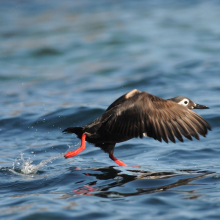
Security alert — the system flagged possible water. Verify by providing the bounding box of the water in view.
[1,0,220,219]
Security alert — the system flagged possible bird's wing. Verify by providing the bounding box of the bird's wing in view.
[105,89,141,112]
[105,92,211,143]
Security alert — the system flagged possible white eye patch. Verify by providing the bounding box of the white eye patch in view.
[178,98,189,106]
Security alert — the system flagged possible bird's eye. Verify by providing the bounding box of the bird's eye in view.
[184,101,188,105]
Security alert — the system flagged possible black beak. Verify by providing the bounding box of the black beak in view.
[194,103,209,109]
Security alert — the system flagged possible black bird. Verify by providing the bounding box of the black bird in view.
[63,89,211,166]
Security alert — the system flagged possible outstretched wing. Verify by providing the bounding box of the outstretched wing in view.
[105,92,211,143]
[86,89,142,129]
[105,89,141,111]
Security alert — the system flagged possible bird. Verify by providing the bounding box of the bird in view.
[63,89,211,166]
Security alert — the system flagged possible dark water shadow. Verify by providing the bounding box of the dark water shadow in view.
[61,167,214,199]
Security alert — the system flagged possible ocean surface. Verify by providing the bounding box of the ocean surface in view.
[1,1,220,219]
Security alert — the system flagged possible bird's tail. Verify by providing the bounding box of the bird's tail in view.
[62,127,84,138]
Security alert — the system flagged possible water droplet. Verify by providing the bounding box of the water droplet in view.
[213,175,220,179]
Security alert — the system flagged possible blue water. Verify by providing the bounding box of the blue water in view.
[1,1,220,219]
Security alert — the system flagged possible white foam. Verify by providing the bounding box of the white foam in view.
[10,143,80,176]
[11,152,64,175]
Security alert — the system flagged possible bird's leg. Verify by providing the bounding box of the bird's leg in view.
[109,154,128,166]
[64,133,87,158]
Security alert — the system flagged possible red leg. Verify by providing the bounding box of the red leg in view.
[109,154,128,167]
[64,133,87,158]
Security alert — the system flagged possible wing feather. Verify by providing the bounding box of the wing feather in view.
[104,91,211,143]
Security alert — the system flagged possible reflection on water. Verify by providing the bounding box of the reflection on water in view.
[61,166,214,199]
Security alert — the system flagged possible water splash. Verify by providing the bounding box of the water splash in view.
[11,152,64,175]
[9,142,80,176]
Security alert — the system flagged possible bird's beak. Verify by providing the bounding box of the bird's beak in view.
[194,103,209,109]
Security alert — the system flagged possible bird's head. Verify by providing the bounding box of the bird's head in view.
[168,96,209,110]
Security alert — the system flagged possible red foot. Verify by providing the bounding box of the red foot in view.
[109,154,128,167]
[64,133,86,158]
